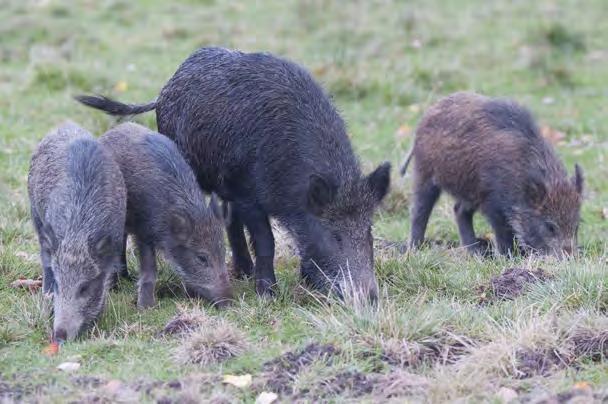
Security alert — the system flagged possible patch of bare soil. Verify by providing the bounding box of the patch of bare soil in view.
[515,347,572,378]
[568,328,608,362]
[361,333,473,370]
[260,343,340,395]
[478,268,552,303]
[299,369,429,400]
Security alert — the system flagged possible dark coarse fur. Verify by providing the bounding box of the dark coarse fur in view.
[99,122,232,308]
[28,121,127,341]
[403,92,584,256]
[76,47,390,299]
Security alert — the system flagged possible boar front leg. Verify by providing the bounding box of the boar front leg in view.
[240,204,276,297]
[41,247,55,295]
[484,206,515,256]
[136,238,157,309]
[227,205,254,279]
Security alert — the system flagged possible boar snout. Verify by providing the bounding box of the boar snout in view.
[53,328,68,343]
[186,283,234,308]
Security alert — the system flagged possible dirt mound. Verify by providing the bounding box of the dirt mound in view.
[515,347,571,378]
[479,268,552,303]
[568,328,608,361]
[260,343,339,395]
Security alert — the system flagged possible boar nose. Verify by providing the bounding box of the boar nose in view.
[53,328,67,343]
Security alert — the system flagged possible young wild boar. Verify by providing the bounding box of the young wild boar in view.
[99,123,233,308]
[400,92,583,256]
[76,47,390,300]
[28,122,127,341]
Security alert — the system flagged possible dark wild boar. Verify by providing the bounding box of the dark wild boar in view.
[400,92,583,256]
[28,122,127,341]
[76,47,390,300]
[99,122,233,308]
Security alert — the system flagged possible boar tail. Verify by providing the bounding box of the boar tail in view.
[74,94,156,116]
[399,146,414,176]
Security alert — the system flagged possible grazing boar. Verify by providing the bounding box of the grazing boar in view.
[401,92,583,256]
[99,123,233,308]
[28,122,127,341]
[76,47,390,300]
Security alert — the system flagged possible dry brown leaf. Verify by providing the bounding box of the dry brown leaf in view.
[11,278,43,293]
[42,342,60,356]
[540,125,566,145]
[113,80,128,93]
[395,124,412,139]
[222,374,252,388]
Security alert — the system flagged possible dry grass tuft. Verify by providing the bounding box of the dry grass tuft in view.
[160,304,211,337]
[173,318,248,366]
[372,369,429,399]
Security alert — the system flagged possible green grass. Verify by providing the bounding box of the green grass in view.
[1,0,608,402]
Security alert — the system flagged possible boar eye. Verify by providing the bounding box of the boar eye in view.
[77,283,90,297]
[197,255,209,266]
[333,232,343,245]
[545,221,558,236]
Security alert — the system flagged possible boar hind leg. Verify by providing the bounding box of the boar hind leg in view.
[410,179,441,249]
[240,205,276,297]
[136,238,157,309]
[227,206,254,279]
[484,207,515,256]
[119,234,131,280]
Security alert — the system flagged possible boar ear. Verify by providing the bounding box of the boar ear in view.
[169,212,193,242]
[525,174,547,206]
[308,174,336,216]
[366,162,391,204]
[573,163,584,195]
[92,235,113,257]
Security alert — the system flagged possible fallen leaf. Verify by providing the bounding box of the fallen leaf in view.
[57,362,80,372]
[255,391,278,404]
[11,278,43,293]
[42,342,60,356]
[113,80,128,93]
[540,125,566,145]
[103,380,123,395]
[602,208,608,219]
[222,374,252,388]
[573,381,592,391]
[408,104,420,113]
[395,124,412,139]
[496,387,518,403]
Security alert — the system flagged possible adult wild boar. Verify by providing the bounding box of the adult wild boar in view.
[28,122,127,341]
[400,92,583,256]
[99,123,233,308]
[76,47,390,300]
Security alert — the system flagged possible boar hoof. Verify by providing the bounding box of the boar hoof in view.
[255,279,275,298]
[233,259,253,279]
[137,283,156,309]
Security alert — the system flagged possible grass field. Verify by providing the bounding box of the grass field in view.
[1,0,608,402]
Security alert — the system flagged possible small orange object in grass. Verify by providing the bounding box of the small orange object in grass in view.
[42,341,60,356]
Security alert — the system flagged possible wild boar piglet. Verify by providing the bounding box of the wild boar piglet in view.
[28,121,127,341]
[100,122,233,308]
[401,92,583,257]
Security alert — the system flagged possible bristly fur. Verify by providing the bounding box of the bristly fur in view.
[406,91,583,256]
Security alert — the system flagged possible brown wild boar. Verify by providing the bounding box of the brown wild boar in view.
[400,92,583,256]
